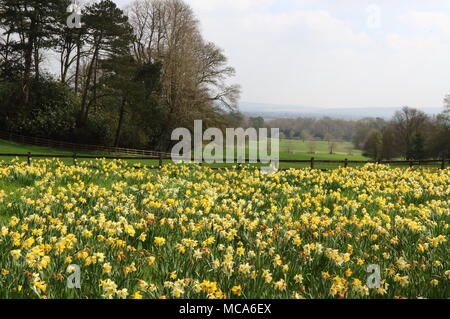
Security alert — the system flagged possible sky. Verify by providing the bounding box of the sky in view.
[113,0,450,109]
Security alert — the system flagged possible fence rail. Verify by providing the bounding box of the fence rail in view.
[0,131,172,158]
[0,153,448,170]
[2,131,447,169]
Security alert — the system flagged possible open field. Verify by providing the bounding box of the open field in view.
[0,138,446,170]
[0,139,98,161]
[224,138,366,160]
[0,138,369,170]
[0,139,162,166]
[0,159,448,299]
[278,139,361,156]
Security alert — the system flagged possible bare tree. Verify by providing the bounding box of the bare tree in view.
[285,139,296,153]
[307,140,316,154]
[324,132,336,154]
[128,0,240,149]
[300,129,311,143]
[392,106,429,159]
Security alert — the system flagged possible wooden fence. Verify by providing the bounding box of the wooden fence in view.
[0,131,172,158]
[0,153,447,170]
[2,131,447,170]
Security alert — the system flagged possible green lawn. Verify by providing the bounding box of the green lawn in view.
[0,139,166,167]
[222,138,366,159]
[0,139,101,157]
[0,139,74,154]
[279,139,360,155]
[0,138,370,170]
[0,137,446,172]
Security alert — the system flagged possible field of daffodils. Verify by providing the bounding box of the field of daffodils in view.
[0,159,448,299]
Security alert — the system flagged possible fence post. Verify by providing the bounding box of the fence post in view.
[159,154,163,167]
[311,157,315,169]
[442,159,446,170]
[409,160,413,168]
[344,158,348,168]
[27,152,31,166]
[73,153,77,167]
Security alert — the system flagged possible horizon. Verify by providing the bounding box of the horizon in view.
[239,101,443,110]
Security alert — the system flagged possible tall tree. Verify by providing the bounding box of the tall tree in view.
[379,126,398,160]
[53,0,86,87]
[392,107,429,159]
[78,0,133,127]
[129,0,240,150]
[0,0,60,103]
[363,130,382,160]
[99,54,162,147]
[410,132,425,160]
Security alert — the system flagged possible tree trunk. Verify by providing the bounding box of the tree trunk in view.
[61,39,72,85]
[23,35,34,104]
[34,39,40,81]
[92,54,98,110]
[74,40,81,94]
[79,44,99,126]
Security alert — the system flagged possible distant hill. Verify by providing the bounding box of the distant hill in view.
[239,102,443,120]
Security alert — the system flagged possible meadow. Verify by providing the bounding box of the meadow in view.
[0,138,369,170]
[0,158,448,299]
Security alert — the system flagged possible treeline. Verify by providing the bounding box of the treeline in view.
[357,106,450,160]
[266,117,355,142]
[262,105,450,160]
[0,0,240,150]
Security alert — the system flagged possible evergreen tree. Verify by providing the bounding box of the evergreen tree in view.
[99,54,162,147]
[78,0,133,127]
[0,0,61,103]
[411,132,425,160]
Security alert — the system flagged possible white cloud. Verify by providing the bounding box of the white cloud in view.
[188,0,275,13]
[400,11,450,37]
[234,10,371,49]
[113,0,450,109]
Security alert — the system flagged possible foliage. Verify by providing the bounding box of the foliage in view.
[0,0,240,149]
[0,76,78,139]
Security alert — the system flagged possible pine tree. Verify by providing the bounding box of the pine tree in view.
[0,0,61,103]
[53,0,86,87]
[78,0,133,127]
[411,132,426,160]
[98,53,162,147]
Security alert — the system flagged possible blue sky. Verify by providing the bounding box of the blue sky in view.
[112,0,450,109]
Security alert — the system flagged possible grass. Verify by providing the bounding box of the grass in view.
[0,139,92,155]
[2,138,445,170]
[279,139,360,155]
[0,139,96,163]
[2,138,448,170]
[0,139,163,166]
[0,138,389,171]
